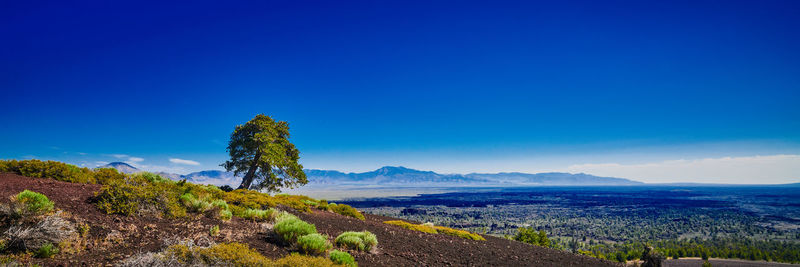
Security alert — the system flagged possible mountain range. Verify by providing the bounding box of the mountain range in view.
[98,162,643,187]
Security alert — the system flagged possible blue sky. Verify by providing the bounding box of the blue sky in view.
[1,1,799,183]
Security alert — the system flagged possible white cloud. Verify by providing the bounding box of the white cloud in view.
[169,158,201,166]
[110,154,129,159]
[564,154,800,184]
[127,157,144,163]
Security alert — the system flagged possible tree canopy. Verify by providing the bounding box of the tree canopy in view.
[222,114,307,192]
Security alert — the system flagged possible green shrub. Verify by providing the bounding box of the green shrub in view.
[513,227,549,247]
[0,239,7,252]
[329,250,356,267]
[210,225,220,237]
[274,218,317,244]
[334,231,377,252]
[34,243,59,258]
[211,199,229,211]
[14,190,54,216]
[297,233,332,255]
[77,222,90,238]
[384,220,436,233]
[0,159,95,184]
[317,200,329,211]
[94,179,185,217]
[180,193,212,213]
[328,203,365,220]
[219,209,232,221]
[238,208,276,221]
[274,211,298,223]
[302,199,318,207]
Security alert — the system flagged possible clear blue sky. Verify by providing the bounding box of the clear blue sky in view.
[1,1,799,183]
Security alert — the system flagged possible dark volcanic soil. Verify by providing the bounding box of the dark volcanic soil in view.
[1,172,618,266]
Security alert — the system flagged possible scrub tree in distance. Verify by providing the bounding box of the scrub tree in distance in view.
[222,114,307,192]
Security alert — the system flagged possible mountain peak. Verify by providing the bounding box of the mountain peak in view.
[98,162,139,174]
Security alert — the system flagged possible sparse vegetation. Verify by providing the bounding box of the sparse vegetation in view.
[165,242,271,266]
[272,253,342,267]
[219,209,233,221]
[327,203,365,220]
[383,220,484,241]
[274,218,317,244]
[297,233,332,255]
[384,220,436,233]
[329,250,356,267]
[334,231,377,252]
[210,225,220,237]
[434,226,485,241]
[34,243,58,258]
[238,208,277,221]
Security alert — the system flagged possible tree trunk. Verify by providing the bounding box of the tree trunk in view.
[238,150,262,189]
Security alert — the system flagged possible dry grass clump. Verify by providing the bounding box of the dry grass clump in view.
[4,212,78,255]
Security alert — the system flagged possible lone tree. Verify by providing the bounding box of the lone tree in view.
[222,114,307,192]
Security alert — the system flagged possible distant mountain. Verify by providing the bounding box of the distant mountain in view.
[98,162,238,186]
[182,170,239,186]
[98,162,139,174]
[98,163,642,188]
[305,166,643,186]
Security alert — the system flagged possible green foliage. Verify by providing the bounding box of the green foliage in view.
[702,260,712,267]
[383,220,484,241]
[318,200,329,211]
[275,211,299,223]
[329,250,356,267]
[327,203,365,220]
[14,190,54,216]
[210,225,220,237]
[0,239,7,252]
[94,178,185,217]
[0,159,96,184]
[219,209,233,221]
[334,231,377,252]
[514,227,550,247]
[180,193,211,213]
[77,222,90,238]
[274,218,317,244]
[211,199,229,211]
[34,243,59,258]
[238,208,276,221]
[222,114,307,192]
[297,233,332,255]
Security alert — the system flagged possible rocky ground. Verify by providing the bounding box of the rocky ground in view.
[0,172,617,266]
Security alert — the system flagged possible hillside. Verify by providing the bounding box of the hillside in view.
[0,165,617,266]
